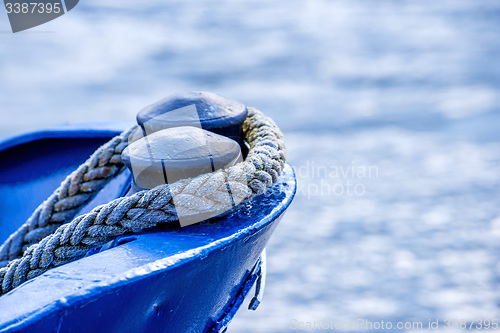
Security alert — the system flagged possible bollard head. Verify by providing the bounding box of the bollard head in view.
[122,126,242,189]
[136,91,248,145]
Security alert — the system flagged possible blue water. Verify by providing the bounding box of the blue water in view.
[1,1,500,332]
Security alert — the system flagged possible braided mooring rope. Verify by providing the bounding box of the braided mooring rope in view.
[0,108,286,295]
[0,128,135,268]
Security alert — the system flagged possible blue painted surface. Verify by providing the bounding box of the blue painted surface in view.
[1,2,500,331]
[137,91,248,147]
[0,124,296,333]
[0,123,134,240]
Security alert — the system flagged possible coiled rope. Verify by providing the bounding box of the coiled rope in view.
[0,108,286,295]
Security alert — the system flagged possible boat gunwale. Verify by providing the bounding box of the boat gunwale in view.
[0,124,296,332]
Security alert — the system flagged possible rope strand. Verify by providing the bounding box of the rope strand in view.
[0,128,135,268]
[0,108,286,295]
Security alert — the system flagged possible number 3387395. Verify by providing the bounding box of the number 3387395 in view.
[5,2,62,14]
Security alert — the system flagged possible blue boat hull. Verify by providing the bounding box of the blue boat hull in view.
[0,123,296,333]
